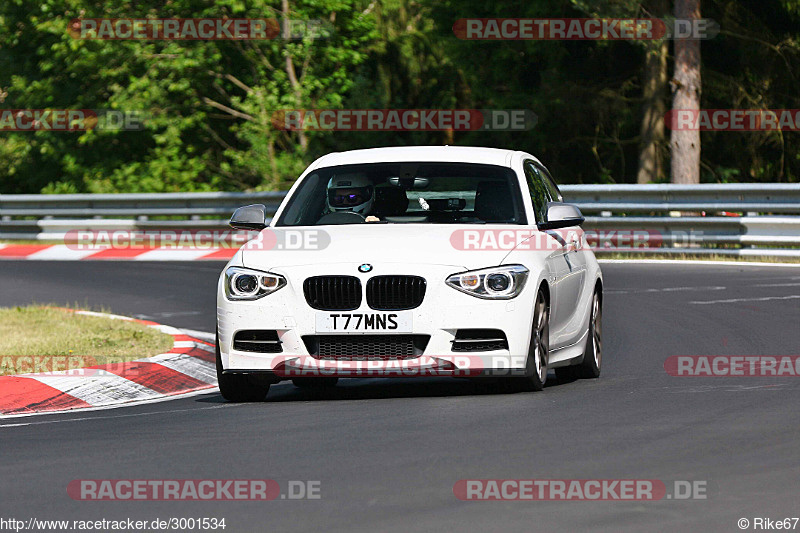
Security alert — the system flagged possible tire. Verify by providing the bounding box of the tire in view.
[507,287,549,392]
[215,333,271,402]
[292,377,339,389]
[577,289,602,379]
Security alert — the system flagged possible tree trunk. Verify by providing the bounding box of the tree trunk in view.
[282,0,308,152]
[670,0,702,184]
[637,0,669,184]
[637,40,668,183]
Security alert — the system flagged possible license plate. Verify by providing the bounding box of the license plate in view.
[315,312,412,333]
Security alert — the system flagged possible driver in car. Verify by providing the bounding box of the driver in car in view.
[326,173,381,222]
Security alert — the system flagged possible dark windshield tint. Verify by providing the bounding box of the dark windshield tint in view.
[275,162,527,226]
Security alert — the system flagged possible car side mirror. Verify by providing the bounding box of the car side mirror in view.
[230,204,268,231]
[537,202,585,231]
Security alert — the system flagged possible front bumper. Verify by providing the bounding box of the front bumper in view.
[217,262,539,378]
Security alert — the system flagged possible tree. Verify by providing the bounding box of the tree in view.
[670,0,702,184]
[570,0,670,184]
[637,0,669,184]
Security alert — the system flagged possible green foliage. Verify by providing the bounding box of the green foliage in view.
[0,0,798,192]
[0,0,375,192]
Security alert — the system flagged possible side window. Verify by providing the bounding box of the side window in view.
[523,160,548,223]
[536,163,563,202]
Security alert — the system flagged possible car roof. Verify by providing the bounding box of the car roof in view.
[307,146,539,171]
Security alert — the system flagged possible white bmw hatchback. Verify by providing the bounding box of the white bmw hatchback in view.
[216,146,602,401]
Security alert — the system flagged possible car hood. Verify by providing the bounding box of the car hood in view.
[240,223,521,270]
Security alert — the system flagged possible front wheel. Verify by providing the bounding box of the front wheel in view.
[216,333,271,402]
[506,288,549,392]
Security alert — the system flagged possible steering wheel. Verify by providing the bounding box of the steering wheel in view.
[315,211,367,225]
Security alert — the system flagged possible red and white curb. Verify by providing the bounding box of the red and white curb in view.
[0,310,218,417]
[0,244,236,261]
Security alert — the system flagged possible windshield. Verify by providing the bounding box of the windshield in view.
[275,162,527,226]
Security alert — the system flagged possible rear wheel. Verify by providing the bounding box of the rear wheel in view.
[577,289,602,379]
[216,333,271,402]
[292,377,339,389]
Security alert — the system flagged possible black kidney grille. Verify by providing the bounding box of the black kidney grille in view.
[366,276,426,310]
[303,276,362,310]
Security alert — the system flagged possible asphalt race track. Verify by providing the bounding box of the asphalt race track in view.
[1,260,799,532]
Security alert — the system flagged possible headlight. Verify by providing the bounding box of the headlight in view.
[225,266,286,300]
[446,265,529,299]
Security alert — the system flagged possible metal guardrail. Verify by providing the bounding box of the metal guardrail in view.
[0,191,286,218]
[562,184,800,213]
[2,184,799,257]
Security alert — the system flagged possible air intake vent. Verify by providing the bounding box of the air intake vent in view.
[451,329,508,352]
[303,276,362,311]
[366,276,426,310]
[233,330,282,353]
[302,335,430,360]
